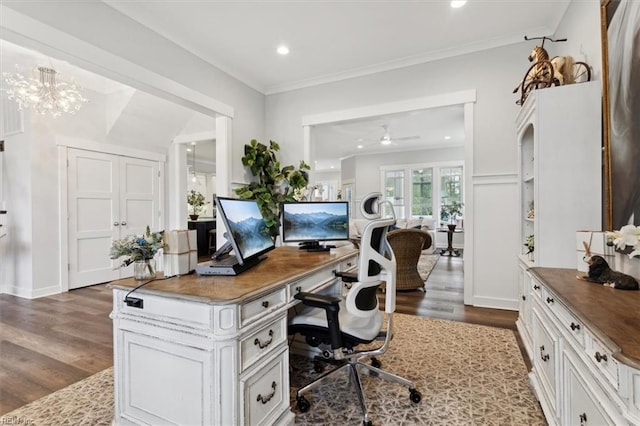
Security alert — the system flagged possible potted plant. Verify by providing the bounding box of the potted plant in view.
[524,234,534,261]
[187,190,206,220]
[441,201,463,230]
[235,139,310,237]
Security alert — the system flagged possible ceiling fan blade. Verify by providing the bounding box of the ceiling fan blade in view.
[393,135,420,141]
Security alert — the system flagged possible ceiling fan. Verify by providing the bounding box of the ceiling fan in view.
[360,124,420,147]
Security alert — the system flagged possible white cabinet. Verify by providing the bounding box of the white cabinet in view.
[516,82,602,269]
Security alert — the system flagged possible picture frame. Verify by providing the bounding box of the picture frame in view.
[601,0,640,230]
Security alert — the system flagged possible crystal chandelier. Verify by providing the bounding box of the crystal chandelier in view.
[3,66,88,118]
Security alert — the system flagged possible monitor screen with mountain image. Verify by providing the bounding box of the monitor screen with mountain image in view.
[196,197,275,275]
[282,201,349,251]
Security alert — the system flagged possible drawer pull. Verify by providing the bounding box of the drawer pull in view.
[256,381,277,404]
[579,413,587,425]
[254,329,274,349]
[521,295,526,301]
[533,284,540,290]
[570,322,581,331]
[295,286,302,293]
[595,352,608,363]
[539,345,550,362]
[262,300,270,308]
[546,297,554,304]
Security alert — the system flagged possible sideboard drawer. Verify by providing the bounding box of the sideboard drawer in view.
[565,354,613,426]
[241,288,286,327]
[543,291,584,348]
[533,309,558,411]
[240,316,287,372]
[587,332,619,390]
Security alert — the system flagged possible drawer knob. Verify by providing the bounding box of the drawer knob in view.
[262,300,270,308]
[295,286,302,293]
[546,297,554,304]
[570,322,581,331]
[256,381,277,404]
[595,352,608,363]
[254,329,274,349]
[539,345,550,362]
[579,413,587,425]
[533,284,540,290]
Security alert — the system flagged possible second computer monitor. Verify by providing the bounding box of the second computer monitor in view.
[281,201,349,251]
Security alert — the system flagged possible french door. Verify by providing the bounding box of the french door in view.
[67,148,160,289]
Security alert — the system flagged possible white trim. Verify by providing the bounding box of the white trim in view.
[471,295,519,311]
[463,102,474,305]
[173,131,217,144]
[59,145,69,293]
[302,91,476,126]
[0,6,234,119]
[56,137,166,162]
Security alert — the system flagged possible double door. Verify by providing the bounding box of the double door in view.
[68,149,160,289]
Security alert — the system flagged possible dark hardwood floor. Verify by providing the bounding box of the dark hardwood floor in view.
[0,251,521,415]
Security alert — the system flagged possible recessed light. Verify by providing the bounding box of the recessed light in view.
[277,45,290,55]
[357,144,364,149]
[186,148,192,152]
[451,0,467,8]
[444,135,452,140]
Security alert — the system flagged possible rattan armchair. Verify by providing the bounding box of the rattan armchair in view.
[387,228,432,291]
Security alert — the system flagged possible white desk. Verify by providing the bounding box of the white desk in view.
[110,246,358,425]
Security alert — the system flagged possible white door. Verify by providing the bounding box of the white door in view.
[68,149,160,289]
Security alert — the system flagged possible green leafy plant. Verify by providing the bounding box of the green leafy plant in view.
[235,139,310,237]
[524,234,535,254]
[187,190,207,215]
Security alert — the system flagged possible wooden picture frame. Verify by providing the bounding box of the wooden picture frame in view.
[601,0,640,230]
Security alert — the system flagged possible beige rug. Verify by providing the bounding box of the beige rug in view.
[2,315,545,425]
[417,253,440,282]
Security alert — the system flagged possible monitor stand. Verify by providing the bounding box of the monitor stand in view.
[196,254,267,276]
[298,241,335,252]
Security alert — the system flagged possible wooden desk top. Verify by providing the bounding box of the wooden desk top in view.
[109,246,358,305]
[530,267,640,368]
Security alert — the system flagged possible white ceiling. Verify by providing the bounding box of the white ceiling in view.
[2,1,571,171]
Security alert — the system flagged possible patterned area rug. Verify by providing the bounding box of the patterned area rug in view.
[2,315,545,426]
[417,253,440,282]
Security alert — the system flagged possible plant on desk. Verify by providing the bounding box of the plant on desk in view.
[110,226,166,280]
[187,190,207,220]
[235,139,310,237]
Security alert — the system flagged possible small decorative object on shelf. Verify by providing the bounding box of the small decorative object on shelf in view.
[110,226,165,280]
[527,202,535,219]
[607,225,640,279]
[187,190,207,221]
[524,234,535,261]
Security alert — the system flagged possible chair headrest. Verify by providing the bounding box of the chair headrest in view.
[361,192,382,220]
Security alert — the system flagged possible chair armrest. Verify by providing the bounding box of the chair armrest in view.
[334,271,358,283]
[293,292,343,351]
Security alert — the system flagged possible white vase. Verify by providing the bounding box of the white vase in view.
[614,251,640,280]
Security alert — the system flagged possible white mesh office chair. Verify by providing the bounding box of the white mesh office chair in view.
[289,193,422,426]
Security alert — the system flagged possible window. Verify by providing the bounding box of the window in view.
[412,168,433,216]
[384,170,405,218]
[381,162,463,224]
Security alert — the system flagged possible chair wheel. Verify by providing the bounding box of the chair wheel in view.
[409,388,422,403]
[297,395,310,412]
[371,357,381,368]
[313,360,325,373]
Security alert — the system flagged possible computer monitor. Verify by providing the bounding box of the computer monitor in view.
[281,201,349,251]
[196,197,275,276]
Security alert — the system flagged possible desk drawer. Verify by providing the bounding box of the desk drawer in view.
[240,316,287,372]
[288,267,338,303]
[241,288,286,327]
[542,288,584,348]
[242,348,289,426]
[115,289,211,327]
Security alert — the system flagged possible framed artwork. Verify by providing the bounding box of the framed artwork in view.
[601,0,640,230]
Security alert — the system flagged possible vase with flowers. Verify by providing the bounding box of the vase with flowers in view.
[110,226,165,280]
[187,190,206,220]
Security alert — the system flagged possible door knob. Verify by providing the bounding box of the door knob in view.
[121,221,127,226]
[113,222,120,226]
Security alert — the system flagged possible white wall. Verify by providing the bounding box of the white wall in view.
[0,3,266,297]
[265,2,604,309]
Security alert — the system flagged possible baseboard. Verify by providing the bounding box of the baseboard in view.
[472,296,518,311]
[4,284,61,299]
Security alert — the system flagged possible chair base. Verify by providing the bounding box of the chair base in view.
[295,356,422,425]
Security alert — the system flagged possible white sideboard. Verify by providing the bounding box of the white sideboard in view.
[517,267,640,425]
[110,246,358,425]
